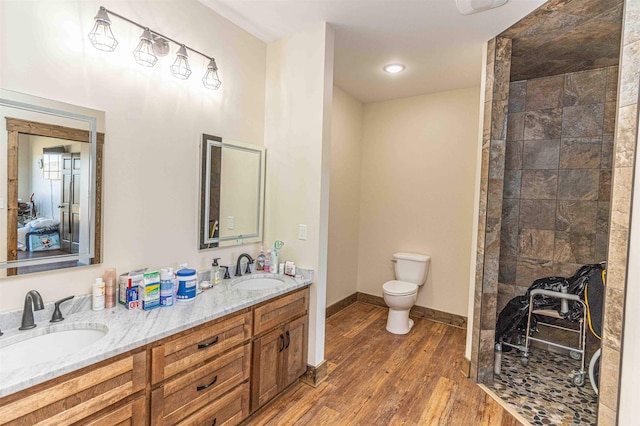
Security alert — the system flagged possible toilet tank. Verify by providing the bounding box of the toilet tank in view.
[393,252,430,285]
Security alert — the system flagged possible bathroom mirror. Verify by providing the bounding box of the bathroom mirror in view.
[0,89,103,276]
[199,134,265,249]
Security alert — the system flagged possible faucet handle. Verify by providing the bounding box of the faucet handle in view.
[50,295,75,323]
[221,266,230,280]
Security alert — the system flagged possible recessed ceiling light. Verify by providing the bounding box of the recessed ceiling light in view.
[383,64,405,73]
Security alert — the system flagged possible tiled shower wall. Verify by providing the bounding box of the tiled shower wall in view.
[497,67,618,311]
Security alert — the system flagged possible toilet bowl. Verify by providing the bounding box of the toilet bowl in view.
[382,253,430,335]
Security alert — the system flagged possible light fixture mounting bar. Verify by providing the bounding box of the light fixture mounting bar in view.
[100,6,212,61]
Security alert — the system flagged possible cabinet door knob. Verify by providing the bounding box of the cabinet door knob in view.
[197,335,219,349]
[285,330,291,349]
[196,375,218,391]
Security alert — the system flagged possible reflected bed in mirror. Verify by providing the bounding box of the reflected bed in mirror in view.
[200,134,265,249]
[0,90,103,276]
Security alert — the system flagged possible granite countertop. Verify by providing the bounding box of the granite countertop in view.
[0,269,313,398]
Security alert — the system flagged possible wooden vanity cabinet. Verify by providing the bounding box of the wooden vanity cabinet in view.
[150,309,253,425]
[0,349,146,426]
[251,288,309,412]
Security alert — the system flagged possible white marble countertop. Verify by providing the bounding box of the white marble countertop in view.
[0,269,313,398]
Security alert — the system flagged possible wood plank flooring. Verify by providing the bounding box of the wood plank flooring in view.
[244,302,521,425]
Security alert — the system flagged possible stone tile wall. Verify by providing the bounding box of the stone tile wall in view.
[497,67,617,311]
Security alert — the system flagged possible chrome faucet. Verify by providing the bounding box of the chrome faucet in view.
[235,254,254,276]
[19,290,44,330]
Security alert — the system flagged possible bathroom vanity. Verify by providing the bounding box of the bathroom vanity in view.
[0,273,312,425]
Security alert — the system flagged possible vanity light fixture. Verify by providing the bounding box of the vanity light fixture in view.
[202,58,222,90]
[88,6,221,90]
[132,28,157,67]
[383,64,405,73]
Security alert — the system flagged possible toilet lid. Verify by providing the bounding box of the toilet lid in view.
[383,280,418,296]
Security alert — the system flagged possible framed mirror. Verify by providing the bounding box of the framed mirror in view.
[0,90,103,276]
[200,134,265,249]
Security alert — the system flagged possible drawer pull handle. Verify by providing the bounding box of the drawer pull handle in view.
[285,330,291,349]
[197,375,218,391]
[198,336,219,349]
[279,333,285,352]
[211,418,217,426]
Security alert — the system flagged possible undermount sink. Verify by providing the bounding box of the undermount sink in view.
[232,276,285,291]
[0,324,108,373]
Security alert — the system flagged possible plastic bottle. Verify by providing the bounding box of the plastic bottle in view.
[160,268,174,307]
[256,247,266,271]
[92,278,105,311]
[494,343,502,375]
[271,247,279,274]
[103,268,116,309]
[212,258,222,285]
[264,249,271,273]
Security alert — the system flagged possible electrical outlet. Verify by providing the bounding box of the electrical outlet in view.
[227,216,234,230]
[298,224,307,240]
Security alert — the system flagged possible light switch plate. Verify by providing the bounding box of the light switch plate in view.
[227,216,234,230]
[298,224,307,240]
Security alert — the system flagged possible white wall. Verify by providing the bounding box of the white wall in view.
[0,0,266,310]
[356,87,480,317]
[263,23,334,366]
[327,87,363,307]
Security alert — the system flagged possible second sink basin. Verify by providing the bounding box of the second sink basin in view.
[0,324,108,373]
[233,277,285,291]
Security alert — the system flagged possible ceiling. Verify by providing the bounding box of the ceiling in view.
[199,0,547,103]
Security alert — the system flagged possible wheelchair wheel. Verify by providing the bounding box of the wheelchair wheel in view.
[589,348,601,395]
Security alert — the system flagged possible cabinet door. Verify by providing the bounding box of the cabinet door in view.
[251,327,284,411]
[253,288,309,336]
[0,350,146,425]
[84,396,146,426]
[283,314,308,389]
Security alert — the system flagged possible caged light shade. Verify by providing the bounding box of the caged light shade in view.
[170,45,192,80]
[133,28,158,67]
[88,7,118,52]
[202,58,222,90]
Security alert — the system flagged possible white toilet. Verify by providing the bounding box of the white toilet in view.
[382,252,430,334]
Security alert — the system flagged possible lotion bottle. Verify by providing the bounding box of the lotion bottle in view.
[92,278,105,311]
[212,258,222,285]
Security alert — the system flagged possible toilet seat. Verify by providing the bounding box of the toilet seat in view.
[383,280,418,296]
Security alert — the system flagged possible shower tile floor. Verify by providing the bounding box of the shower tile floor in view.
[490,349,598,425]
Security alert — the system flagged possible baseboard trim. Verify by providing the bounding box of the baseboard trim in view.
[300,360,328,388]
[461,356,471,378]
[356,292,467,329]
[326,293,358,318]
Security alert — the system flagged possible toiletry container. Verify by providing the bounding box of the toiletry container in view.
[92,278,105,311]
[160,268,174,307]
[382,252,430,334]
[271,248,279,273]
[257,247,266,270]
[176,267,197,301]
[212,258,221,285]
[264,249,271,273]
[103,268,116,309]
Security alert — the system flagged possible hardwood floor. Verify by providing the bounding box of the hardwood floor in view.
[244,302,521,425]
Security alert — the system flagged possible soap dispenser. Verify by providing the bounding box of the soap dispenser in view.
[212,258,222,285]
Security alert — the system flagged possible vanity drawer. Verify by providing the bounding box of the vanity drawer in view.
[177,381,250,426]
[152,309,252,384]
[0,350,146,425]
[151,343,251,425]
[254,287,309,336]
